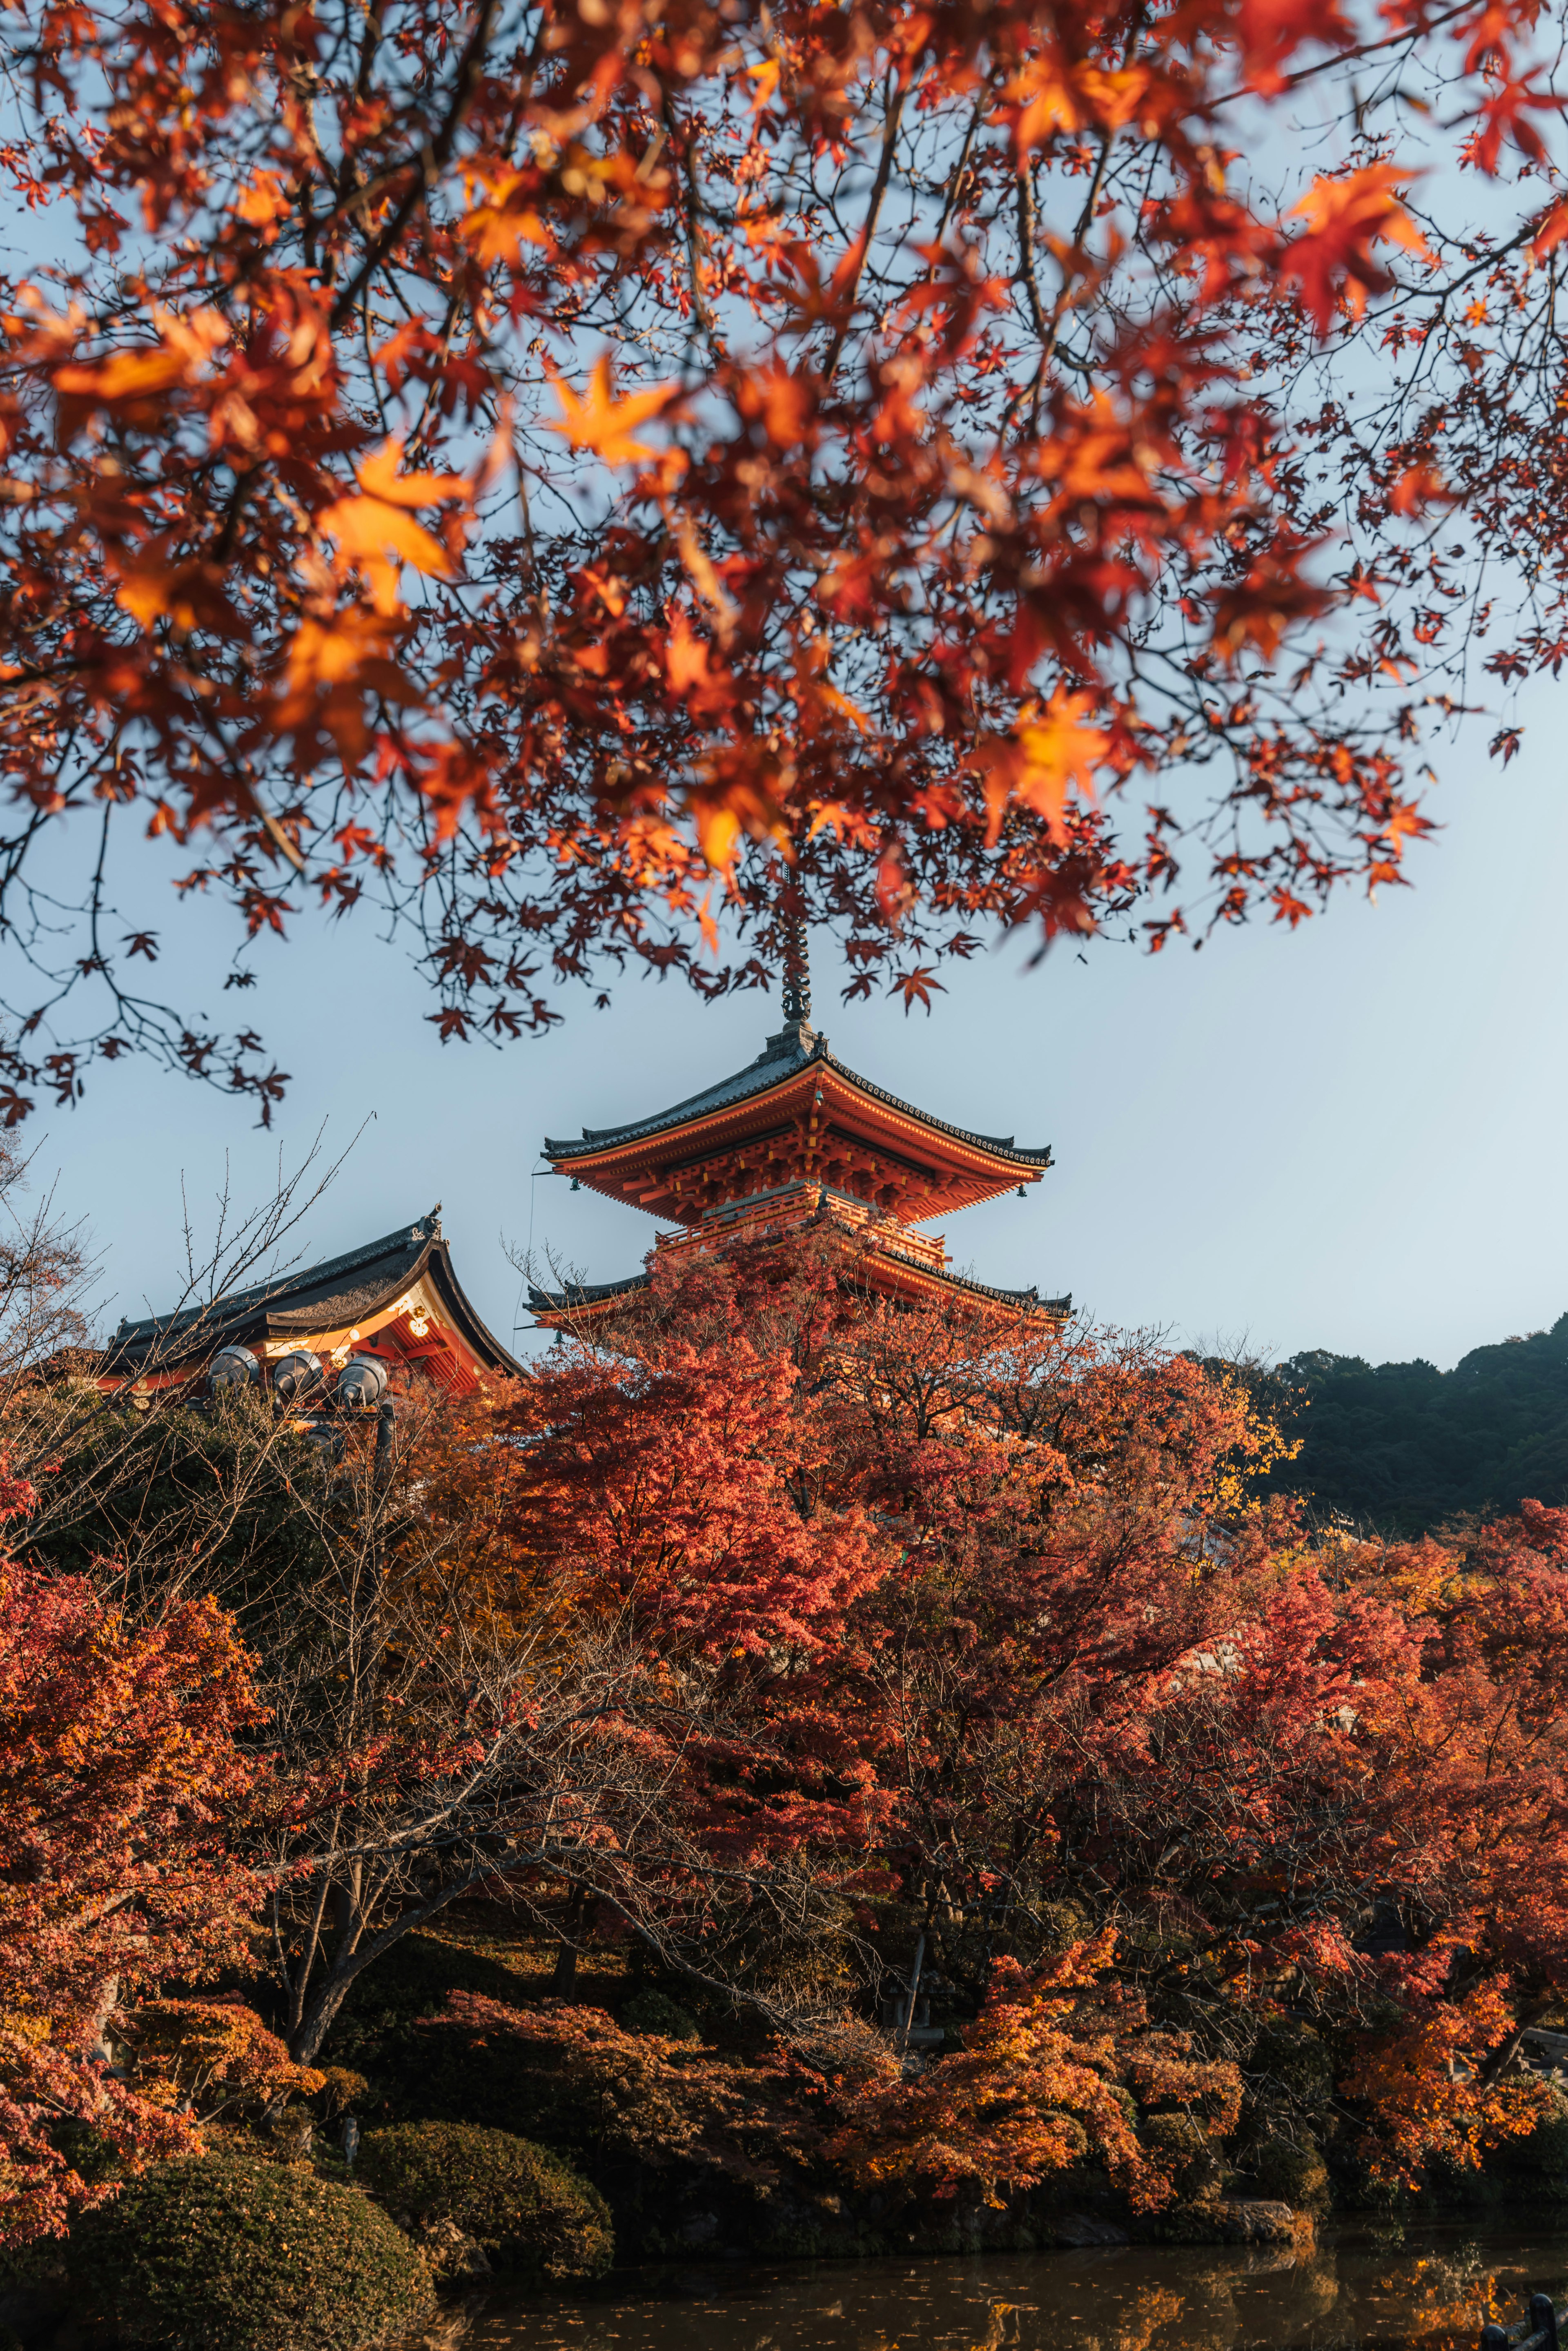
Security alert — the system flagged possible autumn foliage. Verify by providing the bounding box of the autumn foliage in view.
[0,0,1564,1108]
[479,1246,1568,2205]
[12,1241,1568,2239]
[0,1469,263,2243]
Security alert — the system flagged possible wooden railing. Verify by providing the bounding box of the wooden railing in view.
[1481,2292,1566,2351]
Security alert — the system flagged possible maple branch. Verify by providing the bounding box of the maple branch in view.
[935,76,992,248]
[328,0,502,330]
[822,72,910,384]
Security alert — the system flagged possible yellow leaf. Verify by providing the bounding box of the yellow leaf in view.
[317,446,468,615]
[692,803,740,869]
[316,496,454,611]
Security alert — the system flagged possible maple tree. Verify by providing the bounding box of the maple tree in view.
[496,1244,1568,2199]
[0,0,1561,1112]
[116,1996,325,2127]
[0,1469,263,2244]
[212,1355,883,2063]
[828,1933,1245,2215]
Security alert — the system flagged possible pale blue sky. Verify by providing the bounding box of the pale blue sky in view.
[22,675,1568,1373]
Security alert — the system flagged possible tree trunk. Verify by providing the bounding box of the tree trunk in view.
[289,1971,358,2067]
[551,1885,587,1992]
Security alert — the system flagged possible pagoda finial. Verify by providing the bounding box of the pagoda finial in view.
[780,912,811,1026]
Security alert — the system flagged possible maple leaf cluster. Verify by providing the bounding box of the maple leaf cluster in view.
[0,0,1556,1103]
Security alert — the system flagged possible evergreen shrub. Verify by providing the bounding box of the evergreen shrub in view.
[1251,2134,1332,2211]
[67,2154,433,2351]
[619,1990,700,2041]
[358,2121,613,2280]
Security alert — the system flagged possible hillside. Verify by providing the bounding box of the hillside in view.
[1265,1315,1568,1536]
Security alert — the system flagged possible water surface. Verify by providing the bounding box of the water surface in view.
[458,2223,1568,2351]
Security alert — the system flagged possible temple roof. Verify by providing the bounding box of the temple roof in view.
[547,1022,1050,1165]
[544,1020,1053,1227]
[104,1208,522,1377]
[530,1262,1071,1320]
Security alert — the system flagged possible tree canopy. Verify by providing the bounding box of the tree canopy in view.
[1,0,1566,1112]
[1268,1315,1568,1536]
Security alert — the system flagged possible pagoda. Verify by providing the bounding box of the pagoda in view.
[531,942,1069,1325]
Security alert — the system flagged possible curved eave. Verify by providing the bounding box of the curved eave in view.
[529,1273,650,1326]
[417,1244,525,1376]
[530,1259,1068,1326]
[547,1038,1050,1172]
[869,1255,1071,1318]
[548,1056,1052,1224]
[105,1231,522,1379]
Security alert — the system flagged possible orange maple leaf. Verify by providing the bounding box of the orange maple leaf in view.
[546,356,679,467]
[1283,166,1432,337]
[1236,0,1354,96]
[977,687,1109,847]
[53,307,227,423]
[665,606,743,726]
[273,609,422,764]
[316,437,471,615]
[460,165,552,267]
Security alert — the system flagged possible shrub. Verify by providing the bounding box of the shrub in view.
[424,1994,819,2184]
[1251,2134,1332,2211]
[620,1991,699,2042]
[1489,2090,1568,2191]
[1251,2020,1335,2115]
[357,2122,612,2281]
[67,2155,433,2351]
[1142,2112,1222,2202]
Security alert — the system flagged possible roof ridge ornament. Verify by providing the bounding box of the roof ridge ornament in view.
[780,911,811,1024]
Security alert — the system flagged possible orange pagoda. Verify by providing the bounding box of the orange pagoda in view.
[532,945,1068,1326]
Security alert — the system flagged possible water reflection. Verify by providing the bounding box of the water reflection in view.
[452,2224,1568,2351]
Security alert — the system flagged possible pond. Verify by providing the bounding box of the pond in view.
[448,2223,1568,2351]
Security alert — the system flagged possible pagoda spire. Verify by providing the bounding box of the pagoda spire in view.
[778,908,814,1047]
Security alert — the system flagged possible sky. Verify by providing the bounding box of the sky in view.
[19,668,1568,1376]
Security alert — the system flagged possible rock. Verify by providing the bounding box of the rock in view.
[1213,2199,1312,2247]
[1151,2196,1313,2248]
[1046,2213,1131,2248]
[414,2217,492,2283]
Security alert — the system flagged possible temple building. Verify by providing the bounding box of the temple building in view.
[99,1207,520,1397]
[88,950,1065,1399]
[531,960,1068,1327]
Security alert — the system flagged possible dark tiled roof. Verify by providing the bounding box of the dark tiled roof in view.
[105,1209,521,1375]
[529,1260,1069,1320]
[528,1273,651,1314]
[544,1023,1053,1170]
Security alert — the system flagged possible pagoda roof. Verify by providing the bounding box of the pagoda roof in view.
[530,1263,1071,1321]
[545,1022,1053,1226]
[103,1208,522,1378]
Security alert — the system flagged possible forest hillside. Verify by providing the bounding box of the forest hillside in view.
[1266,1316,1568,1535]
